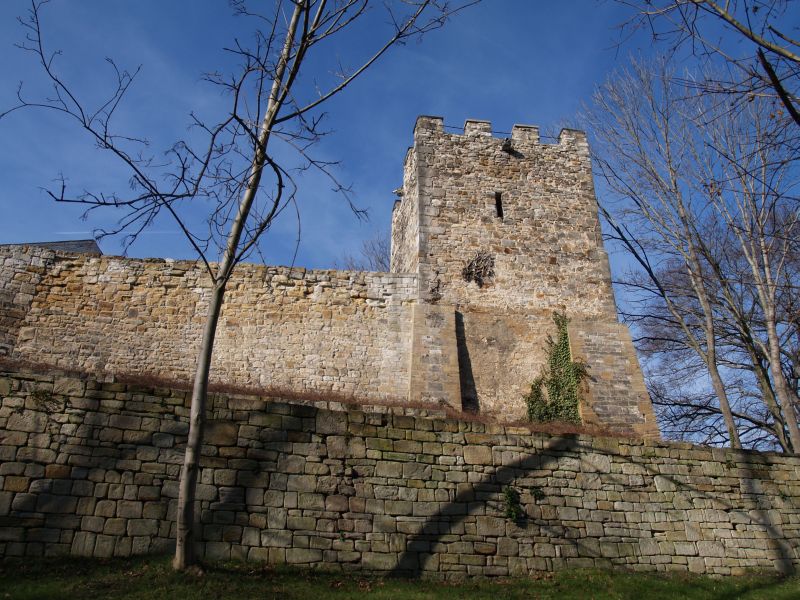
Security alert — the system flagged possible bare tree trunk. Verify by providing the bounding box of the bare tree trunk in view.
[707,341,742,448]
[687,253,741,448]
[752,355,792,452]
[172,3,304,571]
[672,164,742,448]
[173,283,226,570]
[764,313,800,449]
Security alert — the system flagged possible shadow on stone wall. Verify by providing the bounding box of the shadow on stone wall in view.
[1,368,798,577]
[388,436,798,578]
[455,312,477,413]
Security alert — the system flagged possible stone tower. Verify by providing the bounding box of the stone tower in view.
[392,116,658,438]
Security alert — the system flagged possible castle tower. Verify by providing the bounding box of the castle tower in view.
[392,116,658,438]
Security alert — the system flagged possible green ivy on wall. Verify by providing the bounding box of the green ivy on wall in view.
[525,312,586,424]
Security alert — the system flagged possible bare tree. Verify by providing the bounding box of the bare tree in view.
[2,0,479,570]
[585,57,800,451]
[698,86,800,448]
[630,250,795,450]
[336,230,391,271]
[618,1,800,126]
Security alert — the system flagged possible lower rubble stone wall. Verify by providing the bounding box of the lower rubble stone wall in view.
[1,367,799,577]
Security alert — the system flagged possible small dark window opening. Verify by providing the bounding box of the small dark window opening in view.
[494,192,504,219]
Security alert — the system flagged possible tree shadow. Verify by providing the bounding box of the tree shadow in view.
[388,435,798,578]
[2,368,798,580]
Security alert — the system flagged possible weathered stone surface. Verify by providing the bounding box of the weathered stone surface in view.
[0,247,415,407]
[463,446,492,465]
[362,552,399,570]
[654,476,677,492]
[285,548,322,564]
[205,421,238,446]
[53,377,85,397]
[0,364,798,578]
[316,412,346,436]
[476,516,506,537]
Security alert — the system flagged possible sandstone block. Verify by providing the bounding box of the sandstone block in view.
[94,534,115,558]
[287,516,316,531]
[463,446,492,465]
[205,420,238,446]
[286,548,322,564]
[361,552,398,570]
[653,475,676,492]
[53,377,85,397]
[36,494,78,514]
[277,455,305,474]
[326,436,347,459]
[475,542,497,555]
[262,530,292,548]
[674,542,698,556]
[8,411,48,433]
[71,531,96,557]
[286,475,316,493]
[476,516,505,537]
[298,493,325,510]
[316,412,346,435]
[498,538,519,556]
[78,515,106,534]
[4,476,29,492]
[205,542,231,560]
[45,464,72,479]
[109,415,142,430]
[697,541,726,558]
[128,519,158,536]
[151,433,174,448]
[575,472,601,490]
[402,463,431,480]
[11,493,36,512]
[385,501,413,516]
[117,501,143,519]
[325,495,349,513]
[248,547,271,561]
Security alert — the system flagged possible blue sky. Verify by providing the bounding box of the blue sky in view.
[0,0,656,268]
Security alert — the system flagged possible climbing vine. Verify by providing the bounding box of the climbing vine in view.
[525,312,586,424]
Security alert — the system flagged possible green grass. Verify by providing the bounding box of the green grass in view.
[0,555,798,600]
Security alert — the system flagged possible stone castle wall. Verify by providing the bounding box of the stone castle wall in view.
[0,246,54,357]
[0,244,656,436]
[0,116,660,437]
[389,146,420,276]
[1,367,798,576]
[1,247,417,403]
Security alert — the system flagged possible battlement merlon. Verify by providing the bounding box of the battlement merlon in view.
[412,115,588,149]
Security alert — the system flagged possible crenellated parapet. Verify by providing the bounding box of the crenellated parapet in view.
[412,115,588,148]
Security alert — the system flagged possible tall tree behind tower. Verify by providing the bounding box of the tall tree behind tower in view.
[584,57,799,451]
